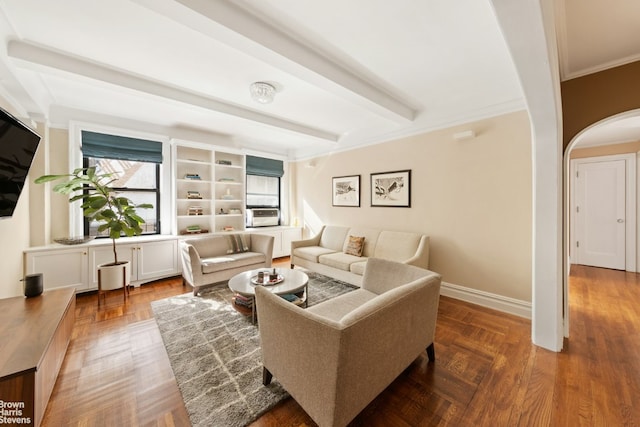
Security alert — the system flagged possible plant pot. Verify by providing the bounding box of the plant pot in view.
[98,261,131,291]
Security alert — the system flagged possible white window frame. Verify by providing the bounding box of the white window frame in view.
[68,121,172,237]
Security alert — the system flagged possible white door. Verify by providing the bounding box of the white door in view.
[575,159,626,270]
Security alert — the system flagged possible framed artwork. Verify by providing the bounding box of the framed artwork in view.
[370,170,411,207]
[332,175,360,207]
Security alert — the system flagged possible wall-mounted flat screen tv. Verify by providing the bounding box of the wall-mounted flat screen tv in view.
[0,107,41,218]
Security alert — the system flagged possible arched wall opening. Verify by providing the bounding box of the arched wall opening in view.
[563,109,640,335]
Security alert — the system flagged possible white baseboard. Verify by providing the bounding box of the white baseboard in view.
[441,281,532,319]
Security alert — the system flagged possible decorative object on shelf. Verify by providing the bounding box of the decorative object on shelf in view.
[370,169,411,207]
[332,175,360,207]
[216,159,232,165]
[184,173,201,180]
[219,208,227,215]
[187,190,202,199]
[229,208,241,215]
[53,236,95,245]
[187,206,203,216]
[35,167,153,302]
[249,81,277,104]
[223,225,235,231]
[222,188,234,200]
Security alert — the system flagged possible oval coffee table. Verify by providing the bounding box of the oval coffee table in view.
[228,268,309,323]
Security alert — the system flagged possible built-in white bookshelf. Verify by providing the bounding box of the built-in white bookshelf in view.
[173,142,245,235]
[213,151,245,233]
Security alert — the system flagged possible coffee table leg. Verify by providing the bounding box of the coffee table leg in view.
[252,296,256,324]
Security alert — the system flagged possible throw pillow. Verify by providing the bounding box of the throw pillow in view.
[227,234,249,254]
[344,235,365,257]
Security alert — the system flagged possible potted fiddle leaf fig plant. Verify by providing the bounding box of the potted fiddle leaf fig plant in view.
[35,167,152,293]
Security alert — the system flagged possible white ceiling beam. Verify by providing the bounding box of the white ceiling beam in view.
[7,39,340,142]
[133,0,416,123]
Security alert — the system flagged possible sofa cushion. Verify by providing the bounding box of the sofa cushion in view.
[189,236,230,259]
[319,226,350,251]
[344,235,365,256]
[306,288,377,322]
[374,231,422,262]
[343,228,381,257]
[201,251,265,274]
[293,246,337,263]
[319,252,365,271]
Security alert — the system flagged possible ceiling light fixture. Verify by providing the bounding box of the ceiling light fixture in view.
[250,81,277,104]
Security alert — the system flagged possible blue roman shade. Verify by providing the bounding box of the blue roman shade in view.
[246,155,284,177]
[81,130,163,163]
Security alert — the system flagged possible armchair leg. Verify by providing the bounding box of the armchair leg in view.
[290,264,294,269]
[426,343,435,362]
[263,367,273,385]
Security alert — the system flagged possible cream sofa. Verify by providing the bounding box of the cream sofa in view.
[256,258,442,427]
[180,233,274,295]
[291,225,430,286]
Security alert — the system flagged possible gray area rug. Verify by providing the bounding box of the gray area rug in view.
[151,271,357,427]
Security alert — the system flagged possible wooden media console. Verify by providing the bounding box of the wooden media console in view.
[0,288,75,426]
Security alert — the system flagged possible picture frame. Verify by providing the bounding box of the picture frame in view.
[332,175,360,207]
[370,170,411,207]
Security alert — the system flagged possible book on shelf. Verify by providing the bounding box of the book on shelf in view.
[180,228,209,235]
[187,191,202,199]
[218,177,235,182]
[216,160,232,165]
[187,206,204,215]
[184,173,201,180]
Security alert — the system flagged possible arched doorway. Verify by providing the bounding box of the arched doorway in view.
[563,109,640,335]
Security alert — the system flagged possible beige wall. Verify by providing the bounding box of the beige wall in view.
[28,127,73,246]
[292,111,532,302]
[48,128,71,240]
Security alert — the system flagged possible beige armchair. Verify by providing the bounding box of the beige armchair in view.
[255,258,441,427]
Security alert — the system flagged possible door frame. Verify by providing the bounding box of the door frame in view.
[569,153,636,272]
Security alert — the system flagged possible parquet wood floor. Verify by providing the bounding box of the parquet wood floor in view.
[41,261,640,426]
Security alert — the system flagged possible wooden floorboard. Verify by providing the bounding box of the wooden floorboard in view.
[41,261,640,426]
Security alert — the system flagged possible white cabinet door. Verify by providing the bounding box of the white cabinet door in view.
[137,239,178,281]
[88,243,137,289]
[25,248,89,291]
[281,228,302,257]
[259,230,283,257]
[27,238,179,293]
[250,228,301,258]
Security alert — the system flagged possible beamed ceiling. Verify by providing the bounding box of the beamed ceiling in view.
[0,0,638,158]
